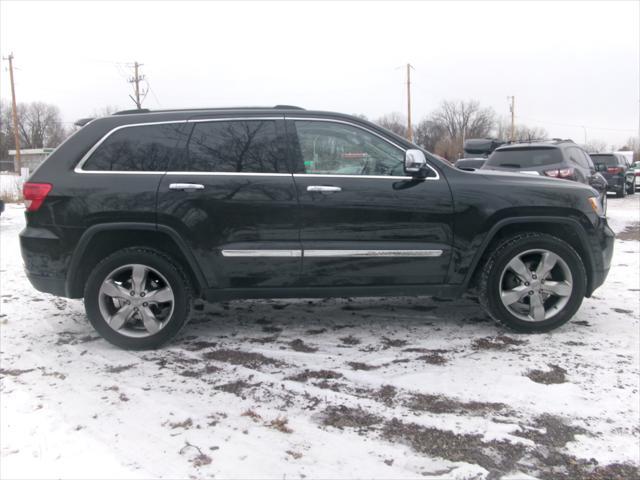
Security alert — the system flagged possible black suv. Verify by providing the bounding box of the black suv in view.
[590,153,636,198]
[20,107,614,349]
[482,140,608,200]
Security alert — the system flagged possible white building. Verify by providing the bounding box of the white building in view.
[7,148,54,173]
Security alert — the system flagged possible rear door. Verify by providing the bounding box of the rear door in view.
[286,117,454,287]
[156,116,301,289]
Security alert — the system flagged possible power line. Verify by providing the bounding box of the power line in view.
[515,115,636,133]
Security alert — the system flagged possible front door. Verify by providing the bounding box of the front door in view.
[286,118,454,287]
[156,116,301,289]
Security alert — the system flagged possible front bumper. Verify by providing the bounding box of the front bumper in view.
[587,217,614,296]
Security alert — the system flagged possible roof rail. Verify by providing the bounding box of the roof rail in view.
[112,106,305,116]
[113,108,151,115]
[273,105,305,110]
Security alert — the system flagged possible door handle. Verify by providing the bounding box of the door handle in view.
[307,185,342,193]
[169,183,205,191]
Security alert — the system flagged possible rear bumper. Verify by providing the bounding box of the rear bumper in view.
[20,225,73,297]
[26,273,66,297]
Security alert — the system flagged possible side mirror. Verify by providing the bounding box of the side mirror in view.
[405,149,428,176]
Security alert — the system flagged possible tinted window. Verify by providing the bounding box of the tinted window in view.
[567,147,588,168]
[83,123,185,171]
[485,147,562,168]
[187,120,284,173]
[294,121,405,176]
[590,154,619,168]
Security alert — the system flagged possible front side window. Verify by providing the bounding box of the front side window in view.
[83,123,185,171]
[187,120,284,173]
[294,121,405,176]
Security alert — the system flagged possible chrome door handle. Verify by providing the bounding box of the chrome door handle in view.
[307,185,342,193]
[169,183,205,191]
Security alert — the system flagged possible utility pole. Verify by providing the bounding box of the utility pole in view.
[128,61,146,109]
[406,63,414,142]
[3,53,21,172]
[508,95,515,142]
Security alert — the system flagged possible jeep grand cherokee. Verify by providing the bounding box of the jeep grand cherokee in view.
[20,106,614,349]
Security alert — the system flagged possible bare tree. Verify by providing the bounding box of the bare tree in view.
[431,100,495,140]
[582,139,608,153]
[15,102,68,149]
[375,112,407,137]
[496,119,548,143]
[413,119,447,152]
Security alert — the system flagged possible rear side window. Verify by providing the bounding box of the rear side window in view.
[486,147,562,168]
[82,123,185,171]
[187,120,285,173]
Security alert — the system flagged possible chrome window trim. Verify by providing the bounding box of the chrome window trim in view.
[303,249,443,258]
[286,116,440,180]
[74,117,282,174]
[294,173,414,180]
[221,249,302,257]
[166,172,291,177]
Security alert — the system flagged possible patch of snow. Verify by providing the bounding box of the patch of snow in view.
[1,196,638,478]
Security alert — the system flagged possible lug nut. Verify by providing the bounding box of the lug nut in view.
[528,291,534,296]
[130,291,135,296]
[143,302,148,307]
[140,292,145,297]
[532,274,537,280]
[524,282,530,286]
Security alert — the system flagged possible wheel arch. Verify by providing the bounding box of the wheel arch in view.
[65,223,208,298]
[465,216,596,297]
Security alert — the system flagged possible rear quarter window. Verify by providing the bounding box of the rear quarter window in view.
[485,147,562,168]
[82,123,186,171]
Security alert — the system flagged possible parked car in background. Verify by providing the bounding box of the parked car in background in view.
[590,153,636,198]
[632,161,640,187]
[0,199,4,216]
[482,140,607,206]
[20,107,614,349]
[455,158,486,171]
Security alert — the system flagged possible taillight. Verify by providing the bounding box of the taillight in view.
[635,171,640,176]
[607,167,623,174]
[544,168,574,178]
[23,182,52,212]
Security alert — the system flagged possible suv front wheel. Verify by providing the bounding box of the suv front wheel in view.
[479,233,586,332]
[84,248,192,349]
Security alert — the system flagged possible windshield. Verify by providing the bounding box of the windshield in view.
[485,147,562,168]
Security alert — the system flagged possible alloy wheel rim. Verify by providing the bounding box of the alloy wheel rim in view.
[98,264,175,338]
[499,249,573,322]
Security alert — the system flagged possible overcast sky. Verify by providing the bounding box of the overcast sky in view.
[1,0,638,147]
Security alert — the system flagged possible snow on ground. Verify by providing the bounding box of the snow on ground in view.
[1,195,639,480]
[0,173,23,201]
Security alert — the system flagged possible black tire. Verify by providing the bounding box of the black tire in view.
[616,185,626,198]
[628,180,636,195]
[478,232,586,333]
[84,247,192,349]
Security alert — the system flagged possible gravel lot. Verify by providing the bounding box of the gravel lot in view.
[1,195,638,479]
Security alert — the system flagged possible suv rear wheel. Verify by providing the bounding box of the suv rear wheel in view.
[479,233,586,332]
[84,248,192,349]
